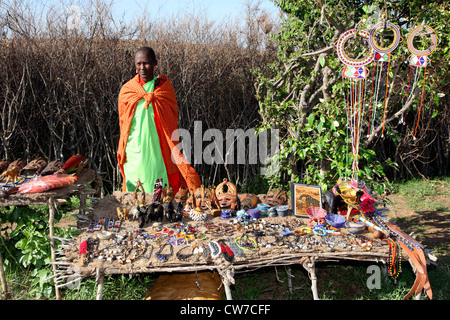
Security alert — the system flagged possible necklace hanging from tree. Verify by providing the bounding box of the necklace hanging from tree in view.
[335,27,374,180]
[367,20,401,138]
[402,24,438,140]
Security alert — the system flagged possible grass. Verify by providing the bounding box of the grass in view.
[230,260,449,300]
[391,177,450,212]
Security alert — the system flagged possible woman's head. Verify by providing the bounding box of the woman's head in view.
[135,46,157,83]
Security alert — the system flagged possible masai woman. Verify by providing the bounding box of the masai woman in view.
[117,47,200,194]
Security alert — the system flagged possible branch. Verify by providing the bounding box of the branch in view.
[365,88,421,146]
[316,0,345,33]
[299,45,334,58]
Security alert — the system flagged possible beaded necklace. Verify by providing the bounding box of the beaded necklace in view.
[176,245,195,261]
[144,244,154,260]
[208,241,221,259]
[384,238,402,280]
[155,243,173,262]
[226,237,244,257]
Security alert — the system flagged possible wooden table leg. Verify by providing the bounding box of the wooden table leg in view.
[79,193,86,215]
[49,197,61,300]
[302,260,319,300]
[286,266,293,294]
[0,250,8,300]
[218,269,234,300]
[96,268,104,300]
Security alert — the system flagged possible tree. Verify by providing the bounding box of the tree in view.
[254,0,449,194]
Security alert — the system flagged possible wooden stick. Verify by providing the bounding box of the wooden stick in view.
[56,276,82,289]
[48,197,61,300]
[303,259,319,300]
[286,266,293,294]
[0,250,8,300]
[96,268,104,300]
[79,194,86,215]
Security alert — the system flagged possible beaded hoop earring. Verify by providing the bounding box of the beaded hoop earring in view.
[407,25,437,56]
[369,21,401,54]
[335,29,374,67]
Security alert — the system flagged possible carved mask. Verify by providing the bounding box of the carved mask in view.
[193,185,213,211]
[215,179,238,210]
[263,189,287,207]
[239,193,258,210]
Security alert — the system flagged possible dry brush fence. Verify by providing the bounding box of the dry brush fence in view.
[0,0,277,192]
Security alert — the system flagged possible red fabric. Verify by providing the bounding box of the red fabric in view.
[117,74,200,193]
[79,240,87,255]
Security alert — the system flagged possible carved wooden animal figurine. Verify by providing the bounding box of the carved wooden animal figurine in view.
[40,159,62,176]
[145,203,156,224]
[138,206,147,228]
[0,161,9,173]
[155,203,164,222]
[21,158,47,176]
[0,166,20,185]
[152,178,164,205]
[173,187,188,222]
[7,159,25,171]
[162,185,175,222]
[116,207,129,220]
[144,178,164,224]
[130,205,141,220]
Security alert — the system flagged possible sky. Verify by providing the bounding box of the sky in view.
[112,0,280,25]
[2,0,281,31]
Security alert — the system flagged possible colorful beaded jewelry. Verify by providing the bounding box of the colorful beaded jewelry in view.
[208,241,221,259]
[234,236,258,251]
[155,243,173,262]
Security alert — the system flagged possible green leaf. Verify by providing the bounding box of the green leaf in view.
[319,56,325,68]
[308,113,315,127]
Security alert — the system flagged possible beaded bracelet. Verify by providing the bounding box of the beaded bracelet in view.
[300,227,312,234]
[234,236,258,251]
[312,227,327,236]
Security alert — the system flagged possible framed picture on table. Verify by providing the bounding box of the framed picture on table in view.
[290,183,322,217]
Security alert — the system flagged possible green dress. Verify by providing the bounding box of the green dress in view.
[123,77,168,192]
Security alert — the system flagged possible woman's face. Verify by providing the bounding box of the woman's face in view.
[135,50,157,83]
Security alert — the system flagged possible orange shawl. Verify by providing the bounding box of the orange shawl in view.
[117,74,200,192]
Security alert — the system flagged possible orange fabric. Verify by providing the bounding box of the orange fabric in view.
[117,74,200,192]
[139,76,183,193]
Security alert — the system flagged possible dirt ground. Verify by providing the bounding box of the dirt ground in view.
[383,193,450,262]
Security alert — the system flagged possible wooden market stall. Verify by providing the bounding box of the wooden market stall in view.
[48,190,435,300]
[0,168,101,299]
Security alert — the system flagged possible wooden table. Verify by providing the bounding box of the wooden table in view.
[0,169,100,299]
[50,192,396,300]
